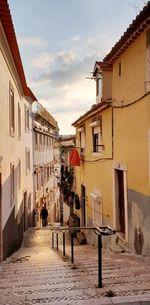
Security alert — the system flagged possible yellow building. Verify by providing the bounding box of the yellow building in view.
[73,2,150,255]
[72,68,113,245]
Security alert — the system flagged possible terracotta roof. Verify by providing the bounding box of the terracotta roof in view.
[93,61,112,76]
[72,102,111,127]
[103,1,150,64]
[0,0,37,100]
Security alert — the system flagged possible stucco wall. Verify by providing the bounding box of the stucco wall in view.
[112,26,150,254]
[113,95,150,196]
[0,23,34,259]
[128,188,150,256]
[75,107,114,231]
[112,30,146,102]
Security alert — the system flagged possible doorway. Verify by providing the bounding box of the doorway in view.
[115,169,125,235]
[0,173,2,261]
[81,184,86,226]
[23,191,27,231]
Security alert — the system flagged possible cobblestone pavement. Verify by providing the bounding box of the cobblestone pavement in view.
[0,227,150,305]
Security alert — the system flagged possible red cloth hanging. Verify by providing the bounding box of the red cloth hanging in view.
[70,148,80,166]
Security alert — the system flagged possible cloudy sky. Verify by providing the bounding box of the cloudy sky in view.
[9,0,146,135]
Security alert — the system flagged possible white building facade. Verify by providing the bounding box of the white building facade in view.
[0,0,36,260]
[32,102,60,226]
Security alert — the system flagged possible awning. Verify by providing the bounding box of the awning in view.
[70,148,80,166]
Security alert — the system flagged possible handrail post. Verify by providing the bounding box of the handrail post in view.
[52,232,54,248]
[56,232,58,251]
[71,232,74,263]
[98,234,102,288]
[63,232,65,256]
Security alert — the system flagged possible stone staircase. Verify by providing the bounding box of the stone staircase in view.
[0,227,150,305]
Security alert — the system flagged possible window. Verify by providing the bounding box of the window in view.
[40,171,43,187]
[79,127,85,155]
[39,134,43,150]
[9,84,15,136]
[25,148,30,174]
[10,163,15,205]
[96,74,102,103]
[96,77,102,96]
[93,127,101,152]
[46,136,48,149]
[44,168,47,181]
[28,193,31,213]
[18,159,21,190]
[37,172,41,190]
[25,106,29,131]
[47,166,49,179]
[90,118,102,153]
[18,103,21,139]
[119,62,121,76]
[34,133,38,150]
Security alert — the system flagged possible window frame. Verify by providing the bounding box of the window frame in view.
[18,103,21,140]
[25,106,30,132]
[78,127,85,155]
[18,158,21,190]
[34,132,38,150]
[119,62,121,77]
[89,117,102,154]
[25,147,30,175]
[10,163,15,206]
[9,83,15,137]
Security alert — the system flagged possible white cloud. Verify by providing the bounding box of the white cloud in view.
[33,76,95,135]
[18,37,48,49]
[31,52,54,69]
[56,50,77,65]
[71,34,80,42]
[33,53,97,88]
[31,49,77,71]
[87,37,95,45]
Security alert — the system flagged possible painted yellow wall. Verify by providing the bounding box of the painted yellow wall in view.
[114,95,150,195]
[112,30,146,103]
[74,107,113,226]
[102,70,112,101]
[112,28,150,196]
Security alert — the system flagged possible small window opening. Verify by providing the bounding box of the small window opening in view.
[119,62,121,77]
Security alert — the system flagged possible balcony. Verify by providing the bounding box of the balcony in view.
[32,101,58,130]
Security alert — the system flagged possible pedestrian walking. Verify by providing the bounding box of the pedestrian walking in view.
[40,204,48,227]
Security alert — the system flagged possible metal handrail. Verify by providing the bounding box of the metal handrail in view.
[50,225,116,288]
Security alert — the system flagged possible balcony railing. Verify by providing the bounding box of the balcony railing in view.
[93,144,104,153]
[32,101,58,129]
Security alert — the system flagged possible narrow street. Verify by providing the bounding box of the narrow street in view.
[0,228,150,305]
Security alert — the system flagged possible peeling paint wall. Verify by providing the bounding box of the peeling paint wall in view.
[128,189,150,256]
